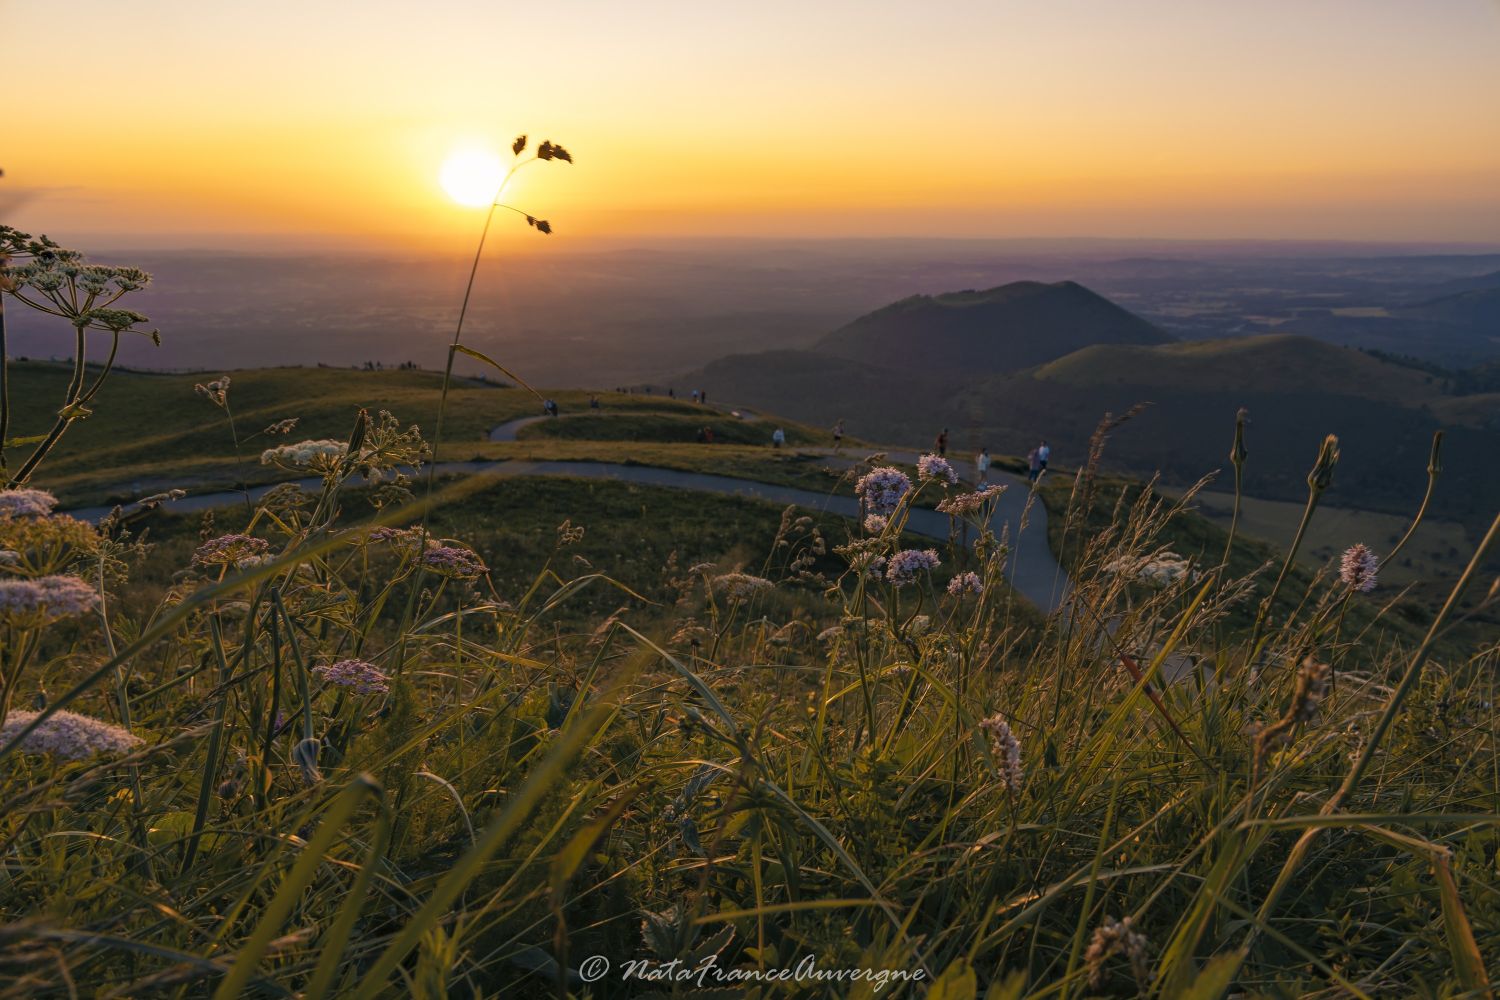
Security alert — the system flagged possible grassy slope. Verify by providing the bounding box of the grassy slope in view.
[517,411,834,447]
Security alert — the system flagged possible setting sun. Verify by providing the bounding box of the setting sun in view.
[439,148,506,207]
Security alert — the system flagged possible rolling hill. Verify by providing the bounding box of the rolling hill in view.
[688,283,1500,535]
[813,279,1172,374]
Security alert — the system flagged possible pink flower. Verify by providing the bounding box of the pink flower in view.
[979,713,1024,792]
[314,659,390,696]
[917,454,957,485]
[0,488,58,518]
[947,572,983,596]
[1339,544,1378,593]
[0,575,100,625]
[420,544,488,579]
[885,548,940,587]
[1,709,141,760]
[855,467,912,516]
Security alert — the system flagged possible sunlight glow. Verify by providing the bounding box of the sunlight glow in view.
[440,148,507,207]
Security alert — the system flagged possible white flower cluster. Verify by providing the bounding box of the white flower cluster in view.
[260,439,346,469]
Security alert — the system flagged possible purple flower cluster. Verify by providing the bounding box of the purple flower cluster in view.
[0,575,100,625]
[947,571,983,596]
[192,533,272,568]
[314,659,391,696]
[863,513,889,534]
[0,488,58,518]
[420,544,488,579]
[855,467,912,516]
[1,709,141,760]
[1339,543,1378,593]
[885,548,940,587]
[917,453,958,485]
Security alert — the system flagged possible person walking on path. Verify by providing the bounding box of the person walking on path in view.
[832,419,845,451]
[975,447,991,484]
[1037,440,1051,474]
[1027,446,1041,483]
[771,427,786,449]
[935,428,949,457]
[691,389,700,404]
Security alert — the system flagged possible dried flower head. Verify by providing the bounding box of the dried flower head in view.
[194,376,230,407]
[0,488,58,519]
[979,713,1024,792]
[917,453,958,484]
[192,534,272,569]
[855,467,912,516]
[1084,916,1151,989]
[711,572,774,601]
[1339,543,1378,593]
[885,548,940,587]
[936,485,1006,516]
[314,659,390,696]
[263,418,300,436]
[1,709,141,760]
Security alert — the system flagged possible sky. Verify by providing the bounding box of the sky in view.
[5,0,1500,250]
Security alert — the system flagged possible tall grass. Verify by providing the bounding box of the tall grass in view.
[3,228,1499,998]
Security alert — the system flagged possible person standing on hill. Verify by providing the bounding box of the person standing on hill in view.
[976,447,991,484]
[691,389,700,404]
[832,419,845,451]
[772,427,786,449]
[935,428,949,457]
[1037,440,1051,474]
[1027,446,1041,482]
[701,390,709,406]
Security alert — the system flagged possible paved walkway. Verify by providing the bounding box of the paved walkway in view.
[67,425,1071,614]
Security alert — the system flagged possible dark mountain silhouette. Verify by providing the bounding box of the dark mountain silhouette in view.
[813,280,1172,374]
[687,285,1500,535]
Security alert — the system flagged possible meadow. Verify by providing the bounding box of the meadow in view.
[3,226,1500,1000]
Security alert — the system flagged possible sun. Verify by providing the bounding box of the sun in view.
[440,148,507,207]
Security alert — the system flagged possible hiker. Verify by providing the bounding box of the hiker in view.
[1027,447,1041,482]
[589,394,600,409]
[976,447,991,484]
[703,425,715,443]
[771,427,786,449]
[833,419,844,450]
[691,389,700,404]
[1037,439,1051,474]
[668,387,674,398]
[935,428,949,457]
[543,399,558,417]
[701,390,708,406]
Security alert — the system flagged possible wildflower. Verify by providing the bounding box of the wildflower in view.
[260,439,346,469]
[863,513,889,534]
[1084,916,1151,989]
[194,376,230,407]
[192,533,272,568]
[419,544,488,579]
[0,575,100,625]
[314,659,390,696]
[917,453,957,484]
[136,489,186,510]
[855,467,911,516]
[711,572,774,601]
[0,488,58,518]
[885,548,940,587]
[1339,543,1378,593]
[263,417,299,435]
[979,713,1024,792]
[947,571,983,596]
[936,485,1006,516]
[0,709,141,760]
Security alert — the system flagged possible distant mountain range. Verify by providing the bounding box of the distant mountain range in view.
[689,280,1500,535]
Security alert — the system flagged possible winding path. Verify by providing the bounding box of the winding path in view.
[67,426,1071,614]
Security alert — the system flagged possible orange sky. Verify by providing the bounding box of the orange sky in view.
[6,0,1500,249]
